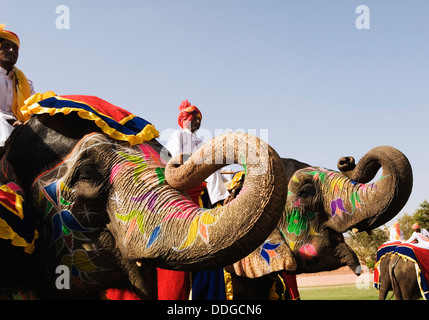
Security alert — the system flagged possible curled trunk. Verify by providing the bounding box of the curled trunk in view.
[162,132,287,269]
[334,146,413,232]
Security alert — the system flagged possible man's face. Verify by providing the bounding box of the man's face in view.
[0,39,19,71]
[190,111,201,133]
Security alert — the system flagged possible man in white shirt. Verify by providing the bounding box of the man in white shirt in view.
[163,99,229,300]
[405,223,429,247]
[166,99,229,206]
[389,222,405,242]
[0,24,35,146]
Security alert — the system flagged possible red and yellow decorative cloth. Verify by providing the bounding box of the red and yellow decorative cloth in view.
[0,184,38,254]
[21,92,159,145]
[0,24,20,48]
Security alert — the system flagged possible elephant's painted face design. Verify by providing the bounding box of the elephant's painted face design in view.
[242,166,383,271]
[33,135,110,288]
[281,166,383,260]
[109,142,224,252]
[32,133,227,290]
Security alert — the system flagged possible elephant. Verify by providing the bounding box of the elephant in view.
[225,146,413,299]
[0,95,288,299]
[376,242,427,300]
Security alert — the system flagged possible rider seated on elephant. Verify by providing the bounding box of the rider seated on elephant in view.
[163,99,230,300]
[166,99,230,207]
[389,222,405,242]
[405,223,429,247]
[0,24,35,146]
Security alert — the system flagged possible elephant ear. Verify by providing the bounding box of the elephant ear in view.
[226,229,297,278]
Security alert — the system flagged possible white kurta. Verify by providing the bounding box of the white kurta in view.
[389,228,405,241]
[166,128,230,205]
[0,66,35,146]
[405,228,429,247]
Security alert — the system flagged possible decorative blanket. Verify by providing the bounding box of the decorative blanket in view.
[373,241,401,290]
[0,184,38,254]
[393,243,429,300]
[2,93,158,254]
[21,92,159,146]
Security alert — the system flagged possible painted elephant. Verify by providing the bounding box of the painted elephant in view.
[0,96,288,299]
[225,146,413,299]
[376,243,427,300]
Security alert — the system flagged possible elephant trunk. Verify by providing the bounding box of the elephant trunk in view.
[325,146,413,233]
[134,133,287,270]
[334,242,361,275]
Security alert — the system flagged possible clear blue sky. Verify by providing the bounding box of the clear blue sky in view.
[3,0,429,224]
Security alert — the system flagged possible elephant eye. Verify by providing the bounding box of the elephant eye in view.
[78,163,103,181]
[297,183,316,197]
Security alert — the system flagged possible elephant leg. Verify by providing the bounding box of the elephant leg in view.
[396,259,420,300]
[390,256,420,300]
[378,255,392,300]
[378,284,391,300]
[389,256,403,300]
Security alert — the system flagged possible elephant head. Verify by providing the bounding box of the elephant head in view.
[1,100,287,299]
[228,146,413,278]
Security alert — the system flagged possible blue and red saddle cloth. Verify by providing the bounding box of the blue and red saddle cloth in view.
[374,241,429,300]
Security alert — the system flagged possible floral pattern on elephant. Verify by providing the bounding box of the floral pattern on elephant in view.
[281,166,388,262]
[260,241,281,265]
[35,176,101,288]
[110,145,224,252]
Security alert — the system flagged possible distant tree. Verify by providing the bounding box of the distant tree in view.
[412,200,429,229]
[346,228,388,269]
[397,200,429,240]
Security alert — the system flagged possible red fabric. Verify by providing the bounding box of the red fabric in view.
[60,95,133,123]
[402,243,429,286]
[186,182,207,205]
[0,188,20,214]
[104,288,141,300]
[177,99,202,129]
[280,272,300,300]
[157,268,190,300]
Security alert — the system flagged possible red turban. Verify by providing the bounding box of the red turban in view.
[177,99,202,129]
[412,223,421,230]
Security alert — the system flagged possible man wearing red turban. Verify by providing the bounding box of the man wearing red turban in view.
[405,223,429,247]
[0,24,35,146]
[177,99,202,131]
[163,99,230,300]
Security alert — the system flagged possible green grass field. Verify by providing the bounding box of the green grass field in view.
[299,284,381,300]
